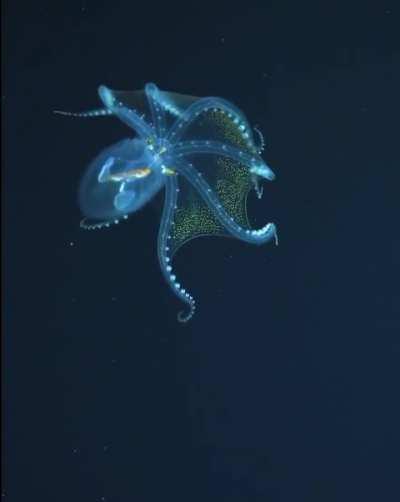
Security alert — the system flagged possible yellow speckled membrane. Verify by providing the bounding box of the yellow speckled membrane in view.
[170,163,253,257]
[169,108,257,256]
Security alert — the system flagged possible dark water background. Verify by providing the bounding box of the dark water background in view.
[3,1,400,500]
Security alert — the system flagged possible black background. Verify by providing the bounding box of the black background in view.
[3,1,400,501]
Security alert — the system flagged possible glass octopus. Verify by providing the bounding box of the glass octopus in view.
[56,83,278,322]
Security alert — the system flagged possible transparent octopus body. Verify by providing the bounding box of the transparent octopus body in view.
[58,83,278,322]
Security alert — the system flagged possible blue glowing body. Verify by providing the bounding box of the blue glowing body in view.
[58,83,278,322]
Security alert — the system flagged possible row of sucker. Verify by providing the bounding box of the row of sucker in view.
[80,214,129,230]
[167,98,254,149]
[158,176,196,322]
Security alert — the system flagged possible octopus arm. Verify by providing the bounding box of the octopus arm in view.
[98,86,154,139]
[144,83,167,138]
[172,140,275,181]
[166,97,251,144]
[158,176,196,322]
[53,108,113,118]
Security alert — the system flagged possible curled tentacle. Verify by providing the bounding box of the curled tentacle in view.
[251,174,264,199]
[253,126,265,154]
[177,305,196,323]
[80,215,128,230]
